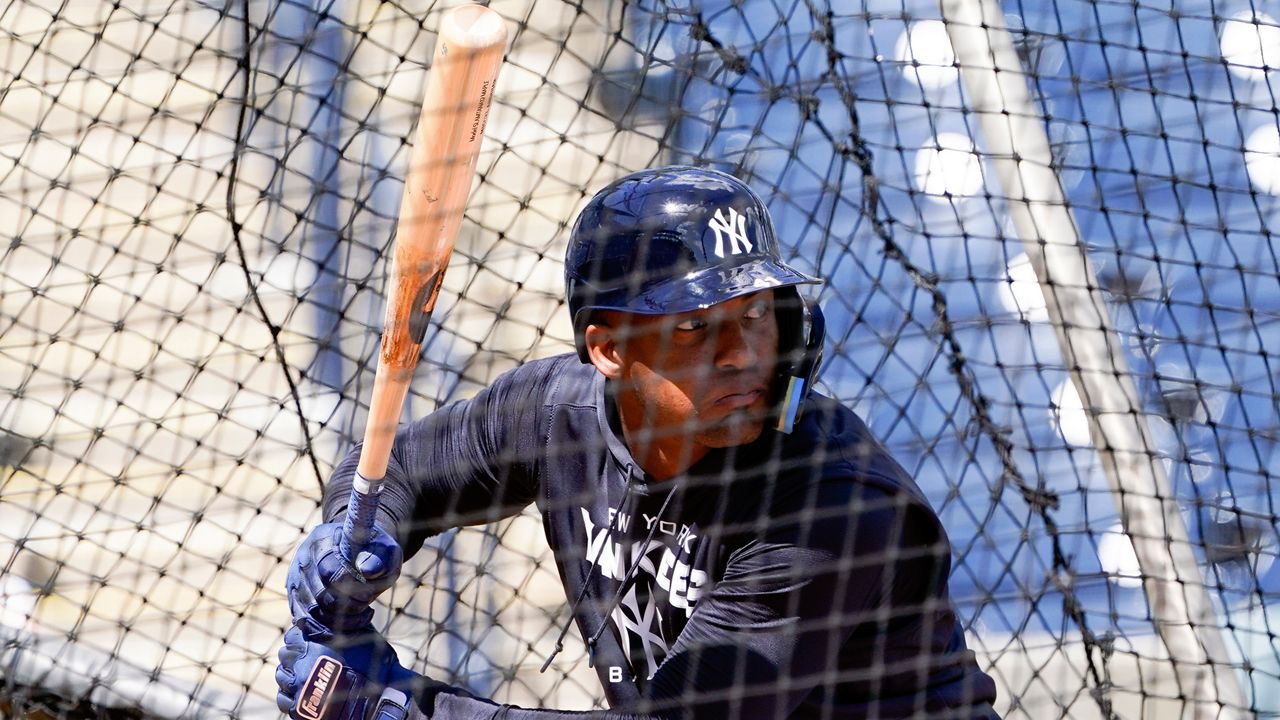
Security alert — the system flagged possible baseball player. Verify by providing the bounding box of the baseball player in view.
[276,166,1000,719]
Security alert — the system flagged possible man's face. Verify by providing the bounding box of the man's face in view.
[592,290,780,456]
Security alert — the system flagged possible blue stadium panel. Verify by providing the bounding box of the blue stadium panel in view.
[639,0,1280,660]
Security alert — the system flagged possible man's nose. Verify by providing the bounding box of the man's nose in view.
[713,319,758,370]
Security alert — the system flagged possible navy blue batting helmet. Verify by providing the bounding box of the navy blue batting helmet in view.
[565,165,819,344]
[564,165,824,432]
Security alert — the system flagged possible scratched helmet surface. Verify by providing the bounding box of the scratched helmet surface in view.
[564,165,819,359]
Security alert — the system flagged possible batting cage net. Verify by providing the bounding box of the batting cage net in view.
[1,0,1278,717]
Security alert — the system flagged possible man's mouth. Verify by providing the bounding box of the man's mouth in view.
[713,387,766,409]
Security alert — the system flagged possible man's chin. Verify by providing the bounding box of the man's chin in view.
[696,412,768,448]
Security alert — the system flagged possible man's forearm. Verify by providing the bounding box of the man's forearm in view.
[405,683,655,720]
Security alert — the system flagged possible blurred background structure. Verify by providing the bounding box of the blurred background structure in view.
[1,0,1277,717]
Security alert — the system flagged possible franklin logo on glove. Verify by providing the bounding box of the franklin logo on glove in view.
[298,657,344,720]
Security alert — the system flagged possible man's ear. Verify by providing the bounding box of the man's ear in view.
[584,321,623,379]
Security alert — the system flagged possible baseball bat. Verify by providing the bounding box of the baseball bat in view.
[340,4,508,567]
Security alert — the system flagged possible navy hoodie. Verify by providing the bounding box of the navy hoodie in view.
[323,354,999,719]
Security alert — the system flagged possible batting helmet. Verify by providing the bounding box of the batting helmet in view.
[564,165,824,432]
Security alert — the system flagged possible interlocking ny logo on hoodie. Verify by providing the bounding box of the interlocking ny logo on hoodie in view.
[581,506,709,678]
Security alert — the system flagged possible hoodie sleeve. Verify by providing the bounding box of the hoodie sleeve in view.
[322,357,567,558]
[633,479,998,719]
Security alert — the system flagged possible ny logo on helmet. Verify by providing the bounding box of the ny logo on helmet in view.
[708,207,753,258]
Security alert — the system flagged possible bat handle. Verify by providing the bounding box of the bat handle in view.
[340,472,383,568]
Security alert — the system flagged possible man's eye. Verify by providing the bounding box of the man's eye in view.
[675,319,706,331]
[744,302,770,320]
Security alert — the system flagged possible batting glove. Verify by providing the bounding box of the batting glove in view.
[276,623,416,720]
[287,521,403,638]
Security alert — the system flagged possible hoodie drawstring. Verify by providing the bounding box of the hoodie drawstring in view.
[539,466,638,673]
[584,483,678,656]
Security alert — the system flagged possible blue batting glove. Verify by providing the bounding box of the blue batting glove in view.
[287,521,403,638]
[276,624,416,720]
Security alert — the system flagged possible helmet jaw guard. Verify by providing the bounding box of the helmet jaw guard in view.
[564,165,825,432]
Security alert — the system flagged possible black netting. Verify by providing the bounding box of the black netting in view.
[1,0,1277,718]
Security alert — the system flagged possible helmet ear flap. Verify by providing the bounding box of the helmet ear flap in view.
[773,291,825,434]
[572,308,594,363]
